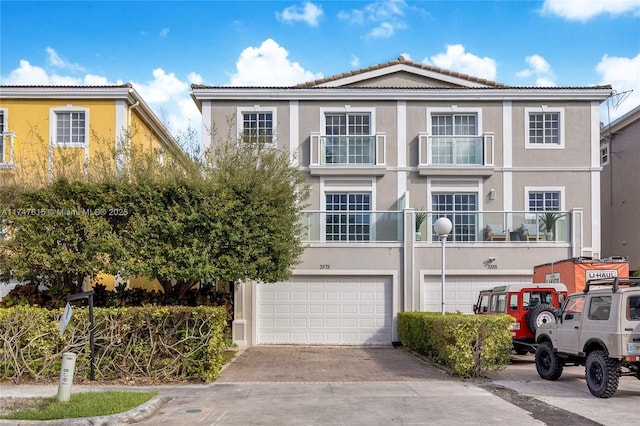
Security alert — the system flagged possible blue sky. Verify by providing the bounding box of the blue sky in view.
[2,0,639,149]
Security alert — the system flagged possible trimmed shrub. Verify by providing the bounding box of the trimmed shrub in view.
[398,312,513,377]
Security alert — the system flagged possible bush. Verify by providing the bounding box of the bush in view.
[0,305,228,383]
[398,312,513,377]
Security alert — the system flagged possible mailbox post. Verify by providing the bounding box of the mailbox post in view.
[66,291,95,381]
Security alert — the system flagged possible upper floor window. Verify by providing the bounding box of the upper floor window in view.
[429,111,482,165]
[238,106,276,146]
[528,191,561,211]
[600,144,609,166]
[50,106,89,147]
[323,112,373,164]
[525,107,564,149]
[432,192,478,242]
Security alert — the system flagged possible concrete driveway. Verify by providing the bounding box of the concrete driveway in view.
[134,346,545,425]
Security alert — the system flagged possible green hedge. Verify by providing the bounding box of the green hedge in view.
[0,305,228,383]
[398,312,513,377]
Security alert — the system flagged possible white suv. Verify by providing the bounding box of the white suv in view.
[534,277,640,398]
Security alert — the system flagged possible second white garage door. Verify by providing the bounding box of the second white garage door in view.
[421,275,532,313]
[256,276,393,345]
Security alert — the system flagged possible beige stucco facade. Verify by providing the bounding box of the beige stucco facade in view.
[193,58,612,345]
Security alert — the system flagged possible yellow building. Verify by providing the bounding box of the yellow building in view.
[0,84,188,186]
[0,84,188,291]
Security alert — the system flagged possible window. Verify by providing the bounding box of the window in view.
[50,107,88,147]
[627,296,640,321]
[237,106,276,145]
[431,113,480,165]
[525,107,564,148]
[325,192,371,241]
[562,295,584,322]
[509,294,519,312]
[587,296,611,321]
[528,191,560,211]
[324,112,373,164]
[600,144,609,166]
[432,193,478,241]
[490,294,507,313]
[478,294,489,313]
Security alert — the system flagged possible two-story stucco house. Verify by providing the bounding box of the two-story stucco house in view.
[192,57,612,346]
[0,84,187,186]
[0,84,188,293]
[600,104,640,272]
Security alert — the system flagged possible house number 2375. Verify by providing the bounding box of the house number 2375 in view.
[320,264,331,270]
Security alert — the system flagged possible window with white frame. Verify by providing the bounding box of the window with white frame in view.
[528,191,561,211]
[50,107,88,147]
[325,192,371,241]
[430,112,481,165]
[431,192,478,241]
[525,107,564,148]
[324,112,373,164]
[600,144,609,166]
[238,106,276,145]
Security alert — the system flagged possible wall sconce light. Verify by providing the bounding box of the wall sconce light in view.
[489,189,496,200]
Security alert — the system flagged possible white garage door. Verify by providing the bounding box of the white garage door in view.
[422,276,531,313]
[257,276,392,345]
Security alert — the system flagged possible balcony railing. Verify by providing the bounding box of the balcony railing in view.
[310,133,386,167]
[300,210,573,244]
[418,133,494,168]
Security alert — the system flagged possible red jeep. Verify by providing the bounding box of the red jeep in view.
[474,283,568,354]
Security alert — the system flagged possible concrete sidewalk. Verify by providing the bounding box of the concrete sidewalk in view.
[0,347,611,425]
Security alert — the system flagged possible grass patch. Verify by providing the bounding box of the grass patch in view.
[1,390,157,421]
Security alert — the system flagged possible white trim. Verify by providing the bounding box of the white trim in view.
[503,101,513,212]
[397,100,407,202]
[319,106,376,134]
[201,100,212,154]
[600,143,610,166]
[236,105,277,146]
[524,106,565,149]
[115,100,127,175]
[591,101,602,168]
[289,100,299,166]
[315,63,497,88]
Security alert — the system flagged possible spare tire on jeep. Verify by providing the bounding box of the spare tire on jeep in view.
[527,303,556,333]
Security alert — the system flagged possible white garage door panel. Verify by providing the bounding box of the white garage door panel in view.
[257,276,392,345]
[423,276,531,313]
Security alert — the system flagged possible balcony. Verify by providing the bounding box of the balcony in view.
[418,133,495,176]
[309,133,386,176]
[0,132,16,169]
[300,210,574,244]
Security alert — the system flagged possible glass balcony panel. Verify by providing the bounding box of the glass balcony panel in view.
[323,136,375,165]
[429,136,483,165]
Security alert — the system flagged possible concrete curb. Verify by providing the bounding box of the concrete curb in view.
[0,395,172,425]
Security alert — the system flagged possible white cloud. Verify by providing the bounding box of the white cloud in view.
[2,60,50,84]
[541,0,640,21]
[596,53,640,121]
[187,72,203,85]
[46,47,86,72]
[516,54,556,86]
[230,39,323,86]
[350,55,361,68]
[424,45,497,81]
[339,0,408,39]
[399,52,412,61]
[132,68,188,104]
[159,28,170,37]
[277,2,323,26]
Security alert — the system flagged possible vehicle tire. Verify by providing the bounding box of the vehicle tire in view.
[535,342,563,380]
[585,350,620,398]
[527,304,556,333]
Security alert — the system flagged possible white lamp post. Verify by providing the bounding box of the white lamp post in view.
[433,217,452,314]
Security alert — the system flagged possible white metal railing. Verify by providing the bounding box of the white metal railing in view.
[310,133,386,166]
[300,210,573,243]
[0,132,16,166]
[418,133,494,166]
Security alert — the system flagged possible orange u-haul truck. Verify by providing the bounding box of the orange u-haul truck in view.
[533,257,629,294]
